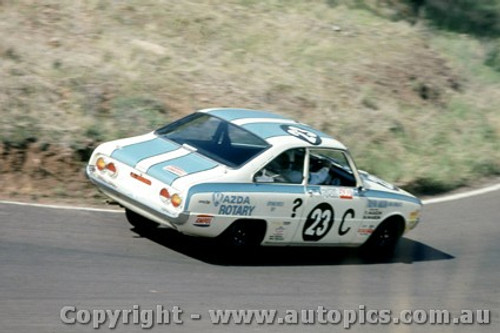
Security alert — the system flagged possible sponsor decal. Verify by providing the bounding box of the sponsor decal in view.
[339,188,353,199]
[363,209,383,220]
[367,199,402,209]
[269,225,286,241]
[198,200,211,205]
[363,200,403,220]
[320,187,355,199]
[218,205,255,216]
[321,188,338,198]
[281,125,322,145]
[193,215,213,227]
[163,165,187,177]
[267,201,284,212]
[358,226,375,236]
[212,192,255,216]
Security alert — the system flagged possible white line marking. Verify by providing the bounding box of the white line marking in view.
[0,200,123,213]
[0,183,499,213]
[422,183,500,205]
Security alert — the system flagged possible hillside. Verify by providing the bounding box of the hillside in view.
[1,0,499,203]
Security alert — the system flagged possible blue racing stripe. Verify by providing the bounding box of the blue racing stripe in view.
[206,109,290,121]
[186,183,305,208]
[111,138,179,167]
[185,183,420,208]
[147,153,218,186]
[241,122,332,140]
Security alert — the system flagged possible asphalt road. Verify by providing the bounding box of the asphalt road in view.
[1,189,499,332]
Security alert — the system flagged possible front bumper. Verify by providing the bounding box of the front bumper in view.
[86,165,189,228]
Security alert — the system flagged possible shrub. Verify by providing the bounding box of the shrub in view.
[424,0,500,37]
[485,42,500,72]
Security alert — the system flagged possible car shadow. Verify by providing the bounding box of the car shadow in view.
[131,227,454,266]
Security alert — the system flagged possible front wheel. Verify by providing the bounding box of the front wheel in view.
[361,219,403,257]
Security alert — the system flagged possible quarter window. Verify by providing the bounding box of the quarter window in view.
[254,149,305,184]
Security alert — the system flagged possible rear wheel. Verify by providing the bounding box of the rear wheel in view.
[221,220,266,251]
[125,209,158,230]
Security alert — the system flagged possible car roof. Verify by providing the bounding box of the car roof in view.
[199,108,347,150]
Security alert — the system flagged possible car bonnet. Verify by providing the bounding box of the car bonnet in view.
[359,171,421,205]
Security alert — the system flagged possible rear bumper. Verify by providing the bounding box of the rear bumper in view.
[86,166,189,229]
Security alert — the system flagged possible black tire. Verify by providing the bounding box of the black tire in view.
[361,219,404,257]
[125,209,158,230]
[221,220,266,251]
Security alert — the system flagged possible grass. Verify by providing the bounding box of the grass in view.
[0,0,499,198]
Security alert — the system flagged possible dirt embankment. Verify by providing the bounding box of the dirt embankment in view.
[0,141,103,205]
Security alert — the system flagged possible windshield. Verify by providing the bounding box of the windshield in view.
[155,113,270,168]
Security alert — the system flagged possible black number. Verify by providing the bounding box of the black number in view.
[303,203,334,241]
[338,209,355,236]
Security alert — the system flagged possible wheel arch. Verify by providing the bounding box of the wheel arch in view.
[378,213,406,237]
[219,218,268,247]
[227,218,268,236]
[360,213,406,256]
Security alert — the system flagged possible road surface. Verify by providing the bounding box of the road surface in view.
[1,188,498,332]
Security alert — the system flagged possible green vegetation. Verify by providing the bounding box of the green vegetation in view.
[1,0,499,198]
[424,0,500,37]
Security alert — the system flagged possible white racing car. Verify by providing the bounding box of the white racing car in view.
[87,108,422,253]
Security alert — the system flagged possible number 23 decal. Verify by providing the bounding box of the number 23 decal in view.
[303,203,334,241]
[302,203,355,241]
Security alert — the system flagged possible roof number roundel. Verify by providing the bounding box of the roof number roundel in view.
[281,125,322,145]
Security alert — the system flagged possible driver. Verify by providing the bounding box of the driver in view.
[307,157,332,185]
[263,150,331,185]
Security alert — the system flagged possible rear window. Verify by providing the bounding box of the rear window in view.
[155,113,270,167]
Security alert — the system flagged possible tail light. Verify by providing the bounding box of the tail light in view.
[171,193,182,207]
[106,162,117,175]
[95,157,118,176]
[96,157,106,171]
[159,188,182,208]
[159,188,170,202]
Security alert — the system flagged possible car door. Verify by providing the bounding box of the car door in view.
[292,148,366,245]
[252,148,309,244]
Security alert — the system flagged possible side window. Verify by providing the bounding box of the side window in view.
[254,149,305,184]
[308,149,356,187]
